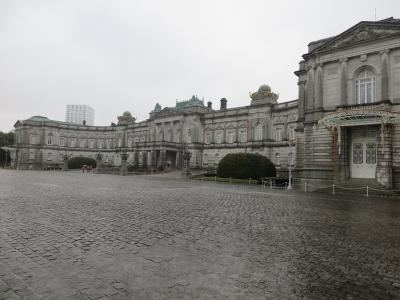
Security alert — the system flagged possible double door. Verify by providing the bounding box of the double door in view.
[351,138,377,179]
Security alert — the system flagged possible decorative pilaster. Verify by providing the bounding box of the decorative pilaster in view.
[315,64,323,109]
[339,58,348,105]
[381,49,390,101]
[306,66,315,111]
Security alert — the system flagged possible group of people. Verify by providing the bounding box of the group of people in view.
[80,165,93,173]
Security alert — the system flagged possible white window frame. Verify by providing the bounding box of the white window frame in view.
[355,69,376,104]
[276,128,283,142]
[240,130,247,143]
[255,125,263,141]
[205,133,211,144]
[227,131,234,144]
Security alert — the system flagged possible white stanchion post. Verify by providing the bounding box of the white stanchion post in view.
[366,185,369,197]
[332,184,335,194]
[305,182,307,192]
[270,180,272,189]
[248,178,251,185]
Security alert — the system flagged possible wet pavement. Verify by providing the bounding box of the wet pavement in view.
[0,169,400,299]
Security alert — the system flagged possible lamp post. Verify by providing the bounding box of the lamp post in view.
[4,150,8,168]
[287,137,293,190]
[182,145,192,179]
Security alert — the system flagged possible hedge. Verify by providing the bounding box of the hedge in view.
[217,153,276,179]
[67,157,97,169]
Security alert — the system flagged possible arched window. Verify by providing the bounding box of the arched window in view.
[355,68,376,104]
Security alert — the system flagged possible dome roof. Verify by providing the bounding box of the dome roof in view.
[258,84,271,93]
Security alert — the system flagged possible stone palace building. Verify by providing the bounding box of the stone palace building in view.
[8,17,400,189]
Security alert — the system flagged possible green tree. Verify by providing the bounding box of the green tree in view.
[0,131,14,166]
[217,153,276,179]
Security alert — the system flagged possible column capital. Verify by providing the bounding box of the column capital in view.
[297,80,306,86]
[380,49,390,55]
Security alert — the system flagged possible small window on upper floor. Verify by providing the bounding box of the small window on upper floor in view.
[275,128,283,142]
[355,68,376,104]
[47,133,53,145]
[215,132,223,144]
[227,131,234,143]
[205,133,211,144]
[288,127,296,141]
[255,125,263,141]
[239,130,247,143]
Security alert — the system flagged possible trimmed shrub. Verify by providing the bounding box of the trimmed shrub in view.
[67,157,97,169]
[217,153,276,179]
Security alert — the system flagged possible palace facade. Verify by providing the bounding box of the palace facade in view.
[10,90,298,173]
[8,17,400,189]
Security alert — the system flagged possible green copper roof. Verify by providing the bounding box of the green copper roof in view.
[175,95,205,110]
[27,116,69,125]
[28,116,51,122]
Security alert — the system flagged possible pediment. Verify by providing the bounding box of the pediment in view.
[313,22,400,53]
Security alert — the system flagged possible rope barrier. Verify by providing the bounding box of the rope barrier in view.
[304,181,400,197]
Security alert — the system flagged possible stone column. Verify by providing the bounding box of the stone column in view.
[160,150,167,169]
[151,150,157,169]
[134,151,139,168]
[381,49,390,101]
[141,151,147,168]
[297,80,306,121]
[376,124,392,188]
[339,58,348,105]
[176,151,182,169]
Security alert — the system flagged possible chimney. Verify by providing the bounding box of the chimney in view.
[220,98,227,111]
[207,101,212,111]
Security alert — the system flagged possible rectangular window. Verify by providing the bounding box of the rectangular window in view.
[205,133,211,144]
[59,138,65,147]
[98,140,103,149]
[29,151,35,160]
[276,128,282,141]
[255,127,263,141]
[216,132,222,144]
[240,130,247,143]
[227,132,234,143]
[288,127,296,141]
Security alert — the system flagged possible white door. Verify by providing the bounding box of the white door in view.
[351,138,377,178]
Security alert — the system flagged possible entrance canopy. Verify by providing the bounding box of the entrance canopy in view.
[318,103,400,155]
[318,104,400,128]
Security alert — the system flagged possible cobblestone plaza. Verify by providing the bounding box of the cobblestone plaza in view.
[0,170,400,299]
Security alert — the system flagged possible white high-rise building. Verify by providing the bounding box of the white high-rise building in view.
[65,105,95,126]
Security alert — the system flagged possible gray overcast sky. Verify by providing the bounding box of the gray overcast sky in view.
[0,0,399,131]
